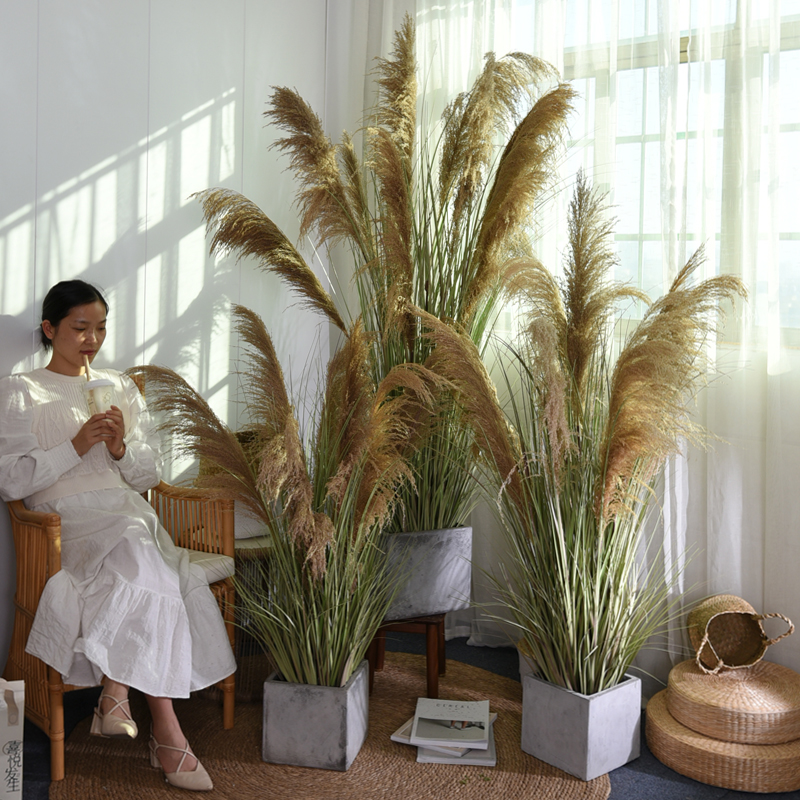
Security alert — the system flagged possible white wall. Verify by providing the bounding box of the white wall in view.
[0,0,332,673]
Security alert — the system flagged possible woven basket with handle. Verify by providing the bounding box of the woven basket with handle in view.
[687,594,794,674]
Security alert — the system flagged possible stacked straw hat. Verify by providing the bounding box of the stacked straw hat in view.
[646,594,800,793]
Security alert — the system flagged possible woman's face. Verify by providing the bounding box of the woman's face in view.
[43,301,108,376]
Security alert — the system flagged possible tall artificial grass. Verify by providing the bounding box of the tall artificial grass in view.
[194,15,574,532]
[129,306,440,687]
[414,172,746,694]
[235,465,400,687]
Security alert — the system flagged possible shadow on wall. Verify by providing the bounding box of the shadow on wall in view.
[0,316,40,377]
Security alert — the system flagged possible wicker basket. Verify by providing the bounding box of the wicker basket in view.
[687,594,794,674]
[667,659,800,745]
[647,690,800,793]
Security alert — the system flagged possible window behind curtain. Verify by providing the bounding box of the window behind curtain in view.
[549,1,800,346]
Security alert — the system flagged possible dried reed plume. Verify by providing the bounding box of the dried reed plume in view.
[369,126,414,308]
[266,87,367,252]
[321,320,444,535]
[562,171,648,396]
[319,319,375,506]
[126,364,267,523]
[232,305,331,576]
[526,317,572,476]
[503,255,567,354]
[439,53,555,240]
[504,171,648,412]
[373,13,416,168]
[466,83,577,321]
[196,187,347,334]
[599,247,746,518]
[412,306,522,503]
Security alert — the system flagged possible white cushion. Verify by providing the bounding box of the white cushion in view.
[179,548,235,584]
[234,534,272,555]
[234,501,270,540]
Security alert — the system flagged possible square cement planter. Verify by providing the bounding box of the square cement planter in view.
[384,527,472,621]
[517,641,536,678]
[262,659,369,771]
[521,671,641,781]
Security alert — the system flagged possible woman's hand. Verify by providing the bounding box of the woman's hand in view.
[71,406,126,459]
[103,405,126,460]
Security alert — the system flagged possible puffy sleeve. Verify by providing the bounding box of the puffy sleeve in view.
[112,372,162,493]
[0,376,82,502]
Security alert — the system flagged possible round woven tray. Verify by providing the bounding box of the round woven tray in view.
[647,690,800,793]
[667,660,800,745]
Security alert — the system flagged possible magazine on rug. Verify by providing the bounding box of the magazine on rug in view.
[391,711,498,757]
[408,698,490,750]
[417,721,497,766]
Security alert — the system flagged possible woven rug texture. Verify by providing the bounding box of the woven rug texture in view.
[49,651,611,800]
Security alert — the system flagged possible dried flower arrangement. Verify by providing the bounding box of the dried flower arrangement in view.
[129,306,442,687]
[194,15,575,532]
[413,171,747,694]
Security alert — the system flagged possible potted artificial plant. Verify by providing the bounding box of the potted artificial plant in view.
[131,305,439,771]
[193,16,575,620]
[414,171,746,780]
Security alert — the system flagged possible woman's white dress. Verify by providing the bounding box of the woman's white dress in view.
[0,368,236,698]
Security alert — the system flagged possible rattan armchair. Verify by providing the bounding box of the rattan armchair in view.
[2,480,235,781]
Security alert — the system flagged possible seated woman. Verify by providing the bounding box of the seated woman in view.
[0,279,236,792]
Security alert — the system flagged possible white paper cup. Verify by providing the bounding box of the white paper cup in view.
[85,378,116,415]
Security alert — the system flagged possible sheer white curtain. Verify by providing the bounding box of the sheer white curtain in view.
[414,0,800,680]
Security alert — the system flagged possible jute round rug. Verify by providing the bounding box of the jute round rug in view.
[50,652,611,800]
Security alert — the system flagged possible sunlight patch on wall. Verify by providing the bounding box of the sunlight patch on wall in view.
[92,169,118,262]
[180,112,212,206]
[177,227,205,316]
[49,183,93,277]
[1,219,32,316]
[101,285,119,363]
[141,138,168,228]
[208,302,232,417]
[219,91,236,182]
[141,252,162,364]
[1,86,244,408]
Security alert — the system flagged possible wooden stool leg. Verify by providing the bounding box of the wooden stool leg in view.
[438,617,446,675]
[426,621,439,698]
[49,667,65,781]
[221,673,235,729]
[366,636,378,694]
[376,627,387,671]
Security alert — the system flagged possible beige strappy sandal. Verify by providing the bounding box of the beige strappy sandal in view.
[89,693,138,739]
[149,735,213,792]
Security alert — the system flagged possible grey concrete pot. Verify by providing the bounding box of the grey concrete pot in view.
[517,640,536,678]
[521,671,641,781]
[262,659,369,771]
[384,526,472,622]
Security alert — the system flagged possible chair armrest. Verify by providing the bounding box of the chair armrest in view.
[5,500,61,615]
[146,481,234,558]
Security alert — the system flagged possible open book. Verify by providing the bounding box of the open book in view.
[417,722,497,766]
[408,698,490,750]
[392,710,498,757]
